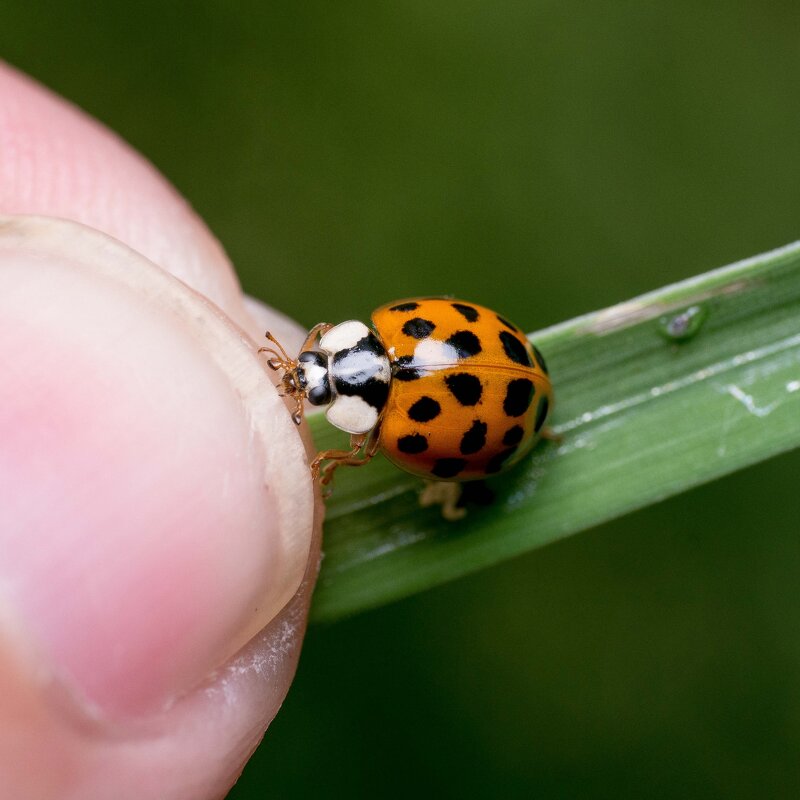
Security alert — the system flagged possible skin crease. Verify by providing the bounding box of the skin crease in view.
[0,62,322,799]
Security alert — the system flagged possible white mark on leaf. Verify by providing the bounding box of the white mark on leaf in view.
[557,332,800,435]
[716,397,735,458]
[722,384,778,418]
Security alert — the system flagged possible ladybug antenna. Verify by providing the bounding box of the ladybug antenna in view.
[258,331,296,372]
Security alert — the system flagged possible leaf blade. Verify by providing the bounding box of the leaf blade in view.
[310,242,800,622]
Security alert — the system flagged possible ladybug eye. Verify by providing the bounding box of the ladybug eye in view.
[297,350,331,406]
[308,384,332,406]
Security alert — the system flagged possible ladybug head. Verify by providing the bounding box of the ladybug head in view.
[259,332,331,425]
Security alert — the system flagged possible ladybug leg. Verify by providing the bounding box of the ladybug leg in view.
[310,434,366,483]
[539,427,563,444]
[311,426,381,487]
[419,481,467,522]
[300,322,334,353]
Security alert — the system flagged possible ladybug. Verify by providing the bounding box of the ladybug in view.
[261,298,553,515]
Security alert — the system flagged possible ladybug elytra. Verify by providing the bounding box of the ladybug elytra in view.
[261,298,553,506]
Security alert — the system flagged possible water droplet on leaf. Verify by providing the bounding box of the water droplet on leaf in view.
[658,305,708,342]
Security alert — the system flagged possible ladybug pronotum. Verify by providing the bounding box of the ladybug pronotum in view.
[261,298,553,516]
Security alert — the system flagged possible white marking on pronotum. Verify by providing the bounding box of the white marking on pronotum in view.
[333,348,391,384]
[326,394,378,434]
[786,380,800,393]
[319,320,371,353]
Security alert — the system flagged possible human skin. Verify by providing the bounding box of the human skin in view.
[0,63,321,798]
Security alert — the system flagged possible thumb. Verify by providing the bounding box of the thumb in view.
[0,64,320,799]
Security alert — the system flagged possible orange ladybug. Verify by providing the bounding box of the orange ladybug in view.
[261,298,553,509]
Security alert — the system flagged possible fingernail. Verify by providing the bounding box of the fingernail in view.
[0,217,315,718]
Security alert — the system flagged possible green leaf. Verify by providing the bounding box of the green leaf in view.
[309,242,800,622]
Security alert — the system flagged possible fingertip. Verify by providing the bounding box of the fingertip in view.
[0,62,319,796]
[0,216,315,718]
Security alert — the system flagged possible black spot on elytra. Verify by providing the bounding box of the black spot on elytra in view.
[502,425,525,446]
[499,331,533,366]
[431,457,467,478]
[397,433,428,454]
[485,446,518,474]
[389,302,419,312]
[532,345,549,374]
[393,356,422,381]
[445,373,483,406]
[402,318,436,339]
[452,303,479,322]
[503,378,534,417]
[534,395,549,432]
[446,330,482,359]
[497,314,519,332]
[460,420,488,455]
[408,396,441,422]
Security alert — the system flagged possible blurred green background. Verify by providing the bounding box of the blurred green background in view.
[6,2,800,796]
